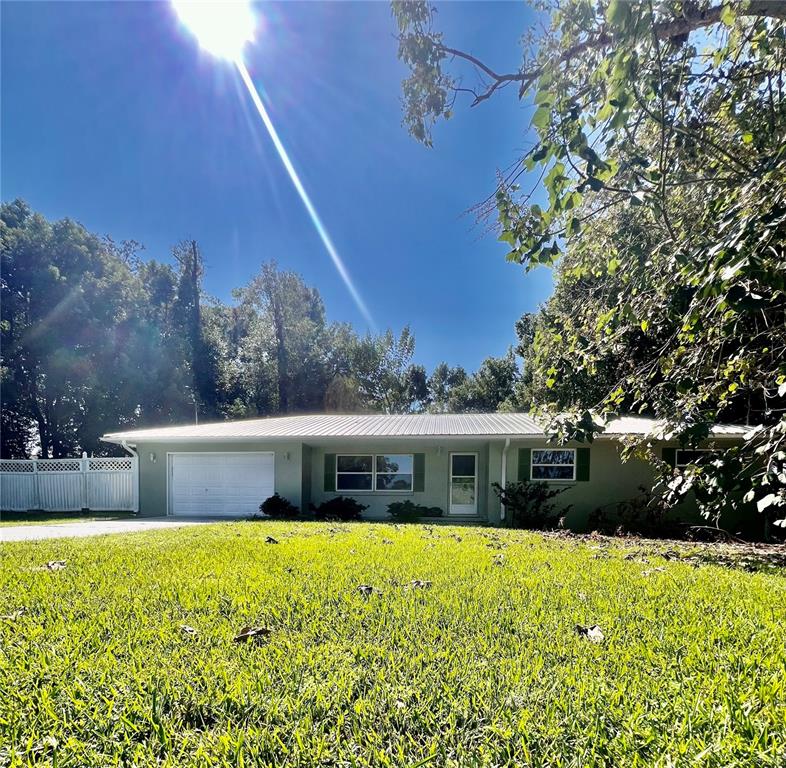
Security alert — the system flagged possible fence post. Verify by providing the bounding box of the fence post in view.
[81,452,89,510]
[132,457,139,513]
[32,459,40,511]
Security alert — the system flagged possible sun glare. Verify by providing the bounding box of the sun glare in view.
[171,0,377,331]
[172,0,256,61]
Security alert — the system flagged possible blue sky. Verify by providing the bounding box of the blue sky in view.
[2,1,553,371]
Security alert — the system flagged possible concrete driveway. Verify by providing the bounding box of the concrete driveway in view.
[0,517,216,543]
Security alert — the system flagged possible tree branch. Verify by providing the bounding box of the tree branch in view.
[439,1,786,107]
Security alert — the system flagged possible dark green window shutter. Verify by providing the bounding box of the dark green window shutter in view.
[576,447,590,482]
[413,453,425,492]
[324,453,336,492]
[662,447,676,468]
[517,448,531,482]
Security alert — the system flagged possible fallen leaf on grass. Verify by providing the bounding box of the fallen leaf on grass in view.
[357,584,382,597]
[405,580,432,590]
[180,624,198,636]
[661,549,680,561]
[575,624,605,643]
[265,536,279,544]
[493,555,506,567]
[642,567,666,576]
[624,552,649,563]
[0,608,26,621]
[44,561,67,571]
[233,626,272,644]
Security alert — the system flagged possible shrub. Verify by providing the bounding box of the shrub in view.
[492,481,569,530]
[588,487,685,538]
[310,496,368,521]
[387,500,443,522]
[259,493,300,519]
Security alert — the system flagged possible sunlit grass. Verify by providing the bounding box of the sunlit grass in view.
[1,523,784,767]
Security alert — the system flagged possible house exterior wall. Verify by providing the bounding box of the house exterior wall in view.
[132,435,746,531]
[307,440,492,519]
[135,440,304,516]
[502,439,657,529]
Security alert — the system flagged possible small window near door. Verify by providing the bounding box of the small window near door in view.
[531,449,576,481]
[336,455,373,491]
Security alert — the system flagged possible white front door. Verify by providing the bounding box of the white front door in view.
[449,453,477,516]
[169,453,274,517]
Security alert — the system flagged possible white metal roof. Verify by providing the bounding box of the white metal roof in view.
[101,412,748,444]
[601,416,748,438]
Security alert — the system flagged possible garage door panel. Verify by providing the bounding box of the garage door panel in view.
[170,453,274,517]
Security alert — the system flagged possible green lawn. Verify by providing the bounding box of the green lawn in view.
[1,523,784,767]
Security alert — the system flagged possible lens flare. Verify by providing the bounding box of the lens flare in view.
[235,61,377,332]
[173,0,256,60]
[172,0,376,331]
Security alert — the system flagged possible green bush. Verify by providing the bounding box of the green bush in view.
[387,500,443,522]
[588,487,688,538]
[259,493,300,519]
[492,481,569,530]
[310,496,368,521]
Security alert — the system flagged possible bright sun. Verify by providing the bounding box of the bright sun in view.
[172,0,257,61]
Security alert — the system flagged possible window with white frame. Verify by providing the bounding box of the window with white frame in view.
[336,455,373,491]
[336,454,413,492]
[531,448,576,481]
[675,449,718,469]
[375,454,414,491]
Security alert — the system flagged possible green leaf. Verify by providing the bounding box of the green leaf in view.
[531,106,551,130]
[606,0,632,30]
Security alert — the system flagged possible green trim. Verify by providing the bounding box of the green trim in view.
[413,453,425,492]
[662,447,677,468]
[517,448,531,482]
[324,454,336,492]
[576,447,590,482]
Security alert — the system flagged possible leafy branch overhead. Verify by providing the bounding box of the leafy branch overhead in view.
[395,0,786,527]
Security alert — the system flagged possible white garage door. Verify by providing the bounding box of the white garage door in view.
[169,453,274,517]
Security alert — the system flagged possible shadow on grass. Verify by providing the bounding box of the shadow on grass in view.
[0,511,139,526]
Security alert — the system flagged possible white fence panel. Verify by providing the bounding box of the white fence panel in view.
[0,456,138,513]
[86,458,138,511]
[36,459,84,512]
[0,461,37,512]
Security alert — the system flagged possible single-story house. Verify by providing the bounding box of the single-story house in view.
[101,413,748,529]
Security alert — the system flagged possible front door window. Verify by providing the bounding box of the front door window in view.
[450,453,477,515]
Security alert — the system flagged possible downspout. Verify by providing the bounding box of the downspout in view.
[120,441,140,515]
[500,438,510,523]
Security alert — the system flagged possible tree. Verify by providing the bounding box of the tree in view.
[0,200,149,456]
[394,1,786,527]
[427,362,468,412]
[172,240,220,421]
[239,261,330,413]
[350,327,424,413]
[447,353,519,413]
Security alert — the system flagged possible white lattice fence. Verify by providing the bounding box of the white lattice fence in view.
[0,456,138,513]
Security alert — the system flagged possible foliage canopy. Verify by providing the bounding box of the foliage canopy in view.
[394,0,786,528]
